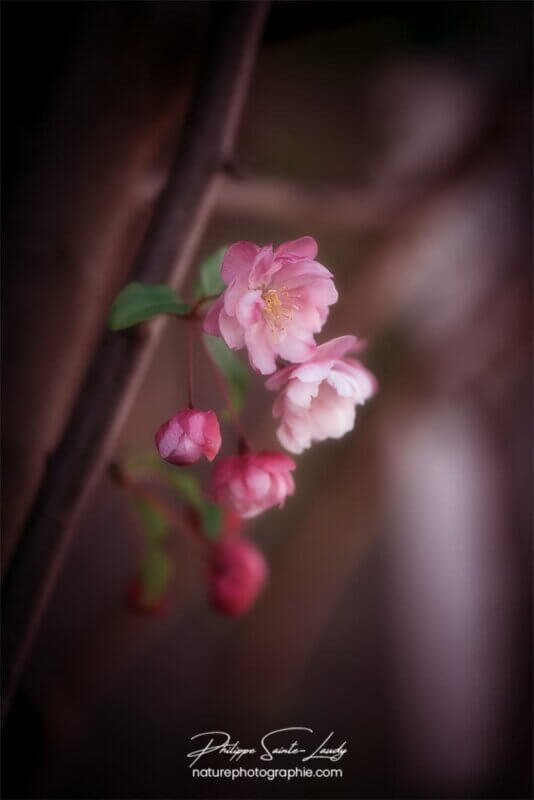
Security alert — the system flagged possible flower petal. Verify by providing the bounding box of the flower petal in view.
[274,236,318,260]
[245,322,277,374]
[221,241,260,284]
[202,295,224,336]
[265,364,295,391]
[219,308,245,349]
[313,335,363,362]
[339,358,379,399]
[249,246,275,286]
[235,289,262,327]
[276,333,315,364]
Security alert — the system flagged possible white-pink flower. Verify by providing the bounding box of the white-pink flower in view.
[265,336,377,454]
[155,408,221,465]
[212,451,296,518]
[203,237,338,374]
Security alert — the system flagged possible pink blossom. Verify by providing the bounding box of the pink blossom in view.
[203,237,338,374]
[212,451,296,518]
[155,408,221,465]
[266,336,377,454]
[208,537,268,616]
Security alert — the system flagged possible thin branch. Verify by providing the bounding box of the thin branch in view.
[109,462,204,550]
[216,174,411,231]
[1,1,269,719]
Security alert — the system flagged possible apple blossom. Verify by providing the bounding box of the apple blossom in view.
[203,237,338,374]
[155,408,221,466]
[208,537,268,616]
[212,451,296,518]
[265,336,377,454]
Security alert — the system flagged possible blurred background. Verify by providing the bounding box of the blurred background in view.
[2,1,532,798]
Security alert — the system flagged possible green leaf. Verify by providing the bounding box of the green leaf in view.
[200,502,223,539]
[121,452,224,540]
[139,544,173,604]
[108,282,191,330]
[158,470,204,507]
[133,497,169,542]
[160,470,223,539]
[194,247,227,299]
[203,335,248,414]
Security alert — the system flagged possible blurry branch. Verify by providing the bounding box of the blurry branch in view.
[217,174,409,231]
[217,69,529,234]
[1,1,268,720]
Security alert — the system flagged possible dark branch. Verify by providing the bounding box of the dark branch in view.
[1,0,268,719]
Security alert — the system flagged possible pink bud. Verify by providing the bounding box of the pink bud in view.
[155,408,221,466]
[212,451,296,518]
[208,537,268,616]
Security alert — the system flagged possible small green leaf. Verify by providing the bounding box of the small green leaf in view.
[133,497,169,542]
[139,544,172,604]
[159,470,223,539]
[108,282,191,330]
[194,247,227,299]
[158,470,204,508]
[120,452,225,540]
[203,335,248,414]
[201,503,223,539]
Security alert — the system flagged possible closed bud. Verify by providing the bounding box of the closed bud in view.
[208,537,268,616]
[155,408,221,466]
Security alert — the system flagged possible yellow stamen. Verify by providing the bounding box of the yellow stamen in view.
[261,287,300,339]
[263,288,282,315]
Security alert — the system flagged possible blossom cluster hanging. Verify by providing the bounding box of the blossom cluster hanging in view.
[109,237,376,616]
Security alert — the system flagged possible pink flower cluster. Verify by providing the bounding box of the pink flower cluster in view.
[204,237,377,455]
[153,238,376,614]
[156,237,376,517]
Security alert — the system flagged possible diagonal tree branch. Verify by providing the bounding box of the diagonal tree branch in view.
[1,0,269,718]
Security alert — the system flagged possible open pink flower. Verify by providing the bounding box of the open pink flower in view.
[203,237,338,374]
[266,336,377,454]
[155,408,221,465]
[208,537,268,616]
[212,451,296,518]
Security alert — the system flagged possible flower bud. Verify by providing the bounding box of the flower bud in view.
[155,408,221,466]
[208,537,268,616]
[212,451,296,518]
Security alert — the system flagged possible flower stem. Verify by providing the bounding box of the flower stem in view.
[203,342,253,450]
[174,293,222,322]
[109,462,206,550]
[187,323,194,408]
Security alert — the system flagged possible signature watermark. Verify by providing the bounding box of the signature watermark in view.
[187,727,347,781]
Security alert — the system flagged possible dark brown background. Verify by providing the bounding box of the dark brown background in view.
[2,2,532,798]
